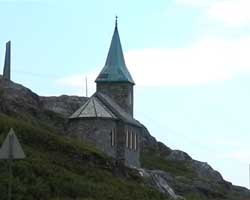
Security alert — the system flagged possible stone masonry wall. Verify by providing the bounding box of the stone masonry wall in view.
[124,124,141,167]
[115,121,126,163]
[68,118,116,158]
[97,83,134,116]
[68,118,141,167]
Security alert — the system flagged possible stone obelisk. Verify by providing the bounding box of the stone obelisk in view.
[3,41,11,81]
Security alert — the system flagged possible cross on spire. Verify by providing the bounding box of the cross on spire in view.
[115,16,118,27]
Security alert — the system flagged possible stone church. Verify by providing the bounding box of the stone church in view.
[68,20,142,167]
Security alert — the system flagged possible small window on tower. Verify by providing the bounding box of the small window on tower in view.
[128,91,132,105]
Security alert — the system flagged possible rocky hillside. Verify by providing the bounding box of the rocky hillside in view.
[0,77,87,133]
[0,78,167,200]
[140,128,250,200]
[0,115,168,200]
[0,77,249,200]
[40,95,88,118]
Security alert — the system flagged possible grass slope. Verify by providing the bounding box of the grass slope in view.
[141,151,249,200]
[0,115,167,200]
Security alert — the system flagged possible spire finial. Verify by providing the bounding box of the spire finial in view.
[115,16,118,28]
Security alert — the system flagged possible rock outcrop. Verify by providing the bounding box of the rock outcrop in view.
[0,78,40,116]
[139,168,185,200]
[0,77,250,200]
[40,95,88,118]
[0,78,86,132]
[140,125,250,199]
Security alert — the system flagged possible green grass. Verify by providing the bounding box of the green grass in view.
[0,115,168,200]
[184,193,208,200]
[140,149,237,200]
[141,151,195,178]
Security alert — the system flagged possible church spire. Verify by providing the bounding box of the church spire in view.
[95,18,134,84]
[3,41,11,80]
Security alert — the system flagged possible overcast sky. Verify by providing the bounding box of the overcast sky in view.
[0,0,250,188]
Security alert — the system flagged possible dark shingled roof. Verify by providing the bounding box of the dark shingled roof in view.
[69,96,117,119]
[95,23,135,84]
[70,92,142,127]
[95,92,141,127]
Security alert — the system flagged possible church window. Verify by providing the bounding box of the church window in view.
[130,131,133,149]
[111,128,115,147]
[134,133,137,151]
[128,91,132,105]
[126,129,129,148]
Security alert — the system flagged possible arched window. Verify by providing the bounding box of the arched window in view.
[128,91,132,105]
[130,131,133,149]
[126,128,129,148]
[111,128,115,147]
[134,133,137,151]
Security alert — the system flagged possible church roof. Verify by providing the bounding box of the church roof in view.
[95,20,135,84]
[96,92,141,127]
[69,96,117,119]
[70,92,142,127]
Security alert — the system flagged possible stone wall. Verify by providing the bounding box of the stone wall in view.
[124,124,141,167]
[68,118,116,158]
[96,83,134,116]
[68,118,141,167]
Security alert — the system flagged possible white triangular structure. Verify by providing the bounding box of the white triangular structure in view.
[0,128,26,159]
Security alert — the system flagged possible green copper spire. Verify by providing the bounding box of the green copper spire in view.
[95,18,135,84]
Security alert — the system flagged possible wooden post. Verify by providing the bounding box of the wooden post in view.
[8,134,13,200]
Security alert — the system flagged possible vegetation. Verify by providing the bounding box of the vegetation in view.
[0,115,167,200]
[141,151,195,178]
[141,150,225,200]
